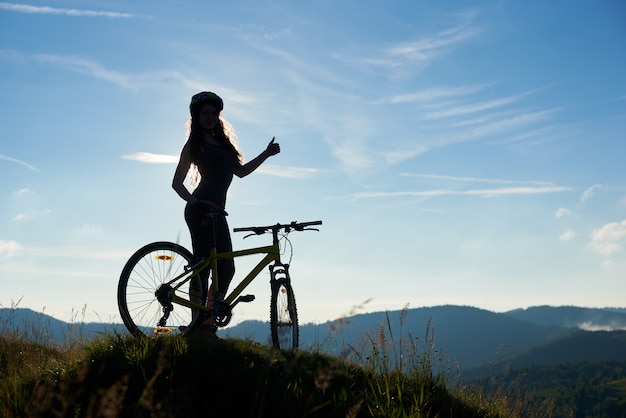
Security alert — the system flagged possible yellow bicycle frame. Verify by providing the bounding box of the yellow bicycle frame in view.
[166,238,281,312]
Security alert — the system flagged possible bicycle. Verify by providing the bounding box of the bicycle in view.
[117,211,321,349]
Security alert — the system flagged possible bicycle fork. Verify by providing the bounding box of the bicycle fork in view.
[270,262,290,283]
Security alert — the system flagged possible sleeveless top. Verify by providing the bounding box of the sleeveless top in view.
[192,142,240,208]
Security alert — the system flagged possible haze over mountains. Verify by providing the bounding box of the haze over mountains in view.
[226,305,626,371]
[3,305,626,373]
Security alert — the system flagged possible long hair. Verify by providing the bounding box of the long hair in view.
[185,114,243,188]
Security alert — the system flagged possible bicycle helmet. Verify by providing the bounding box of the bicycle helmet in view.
[190,91,224,115]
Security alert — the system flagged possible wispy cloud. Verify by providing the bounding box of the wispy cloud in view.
[0,2,141,18]
[24,246,131,260]
[555,207,572,218]
[376,82,560,166]
[493,124,566,145]
[386,22,482,64]
[257,164,319,179]
[34,54,136,88]
[587,219,626,256]
[0,50,184,89]
[121,152,179,164]
[352,185,570,200]
[13,209,51,222]
[340,13,481,74]
[559,229,575,241]
[578,321,626,331]
[394,172,572,197]
[424,94,525,120]
[0,240,22,257]
[581,184,603,202]
[0,153,39,171]
[13,188,31,196]
[1,241,130,260]
[460,109,558,138]
[397,108,558,157]
[380,83,495,105]
[400,173,554,186]
[121,153,319,179]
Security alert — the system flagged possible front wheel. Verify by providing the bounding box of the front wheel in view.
[117,241,205,337]
[270,276,299,349]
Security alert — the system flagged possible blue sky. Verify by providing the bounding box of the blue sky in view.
[1,1,625,326]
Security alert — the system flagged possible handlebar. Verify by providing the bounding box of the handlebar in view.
[234,220,322,238]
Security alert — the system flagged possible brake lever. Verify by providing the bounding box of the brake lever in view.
[242,228,269,239]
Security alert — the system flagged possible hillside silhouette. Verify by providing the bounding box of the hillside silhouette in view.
[223,305,626,370]
[4,304,626,372]
[0,323,516,417]
[505,305,626,330]
[4,304,626,415]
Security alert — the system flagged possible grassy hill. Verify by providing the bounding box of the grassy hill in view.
[467,360,626,417]
[4,305,626,370]
[0,331,523,417]
[3,306,626,416]
[4,305,625,372]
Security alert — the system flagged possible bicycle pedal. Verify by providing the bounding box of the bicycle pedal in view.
[240,294,255,303]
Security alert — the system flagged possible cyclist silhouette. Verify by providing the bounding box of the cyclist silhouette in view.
[172,91,280,334]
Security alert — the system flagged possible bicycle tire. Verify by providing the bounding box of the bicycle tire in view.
[117,241,205,337]
[270,276,299,349]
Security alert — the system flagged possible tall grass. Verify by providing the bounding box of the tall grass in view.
[0,303,537,417]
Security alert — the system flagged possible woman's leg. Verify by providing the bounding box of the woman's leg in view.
[185,204,234,304]
[184,203,211,316]
[214,214,235,296]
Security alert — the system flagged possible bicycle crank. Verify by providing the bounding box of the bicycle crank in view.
[211,294,256,327]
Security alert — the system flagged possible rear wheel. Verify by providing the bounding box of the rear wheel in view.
[270,276,299,349]
[117,241,205,337]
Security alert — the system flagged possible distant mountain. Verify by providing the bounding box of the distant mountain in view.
[463,329,626,379]
[504,306,626,331]
[225,305,568,370]
[224,305,626,370]
[0,308,126,343]
[4,305,626,373]
[603,307,626,315]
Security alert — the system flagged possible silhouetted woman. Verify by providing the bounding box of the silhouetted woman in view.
[172,91,280,333]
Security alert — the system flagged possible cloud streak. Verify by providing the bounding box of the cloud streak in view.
[424,94,525,120]
[0,50,186,89]
[121,152,179,164]
[0,2,140,18]
[0,153,39,171]
[352,185,571,200]
[257,164,319,179]
[386,22,481,64]
[121,153,319,179]
[581,184,603,202]
[400,173,555,186]
[380,83,494,105]
[373,80,561,167]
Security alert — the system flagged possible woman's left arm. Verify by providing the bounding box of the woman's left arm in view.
[235,137,280,178]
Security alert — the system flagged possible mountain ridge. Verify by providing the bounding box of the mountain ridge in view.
[3,305,626,371]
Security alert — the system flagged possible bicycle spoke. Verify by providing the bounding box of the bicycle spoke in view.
[270,277,299,349]
[118,242,203,337]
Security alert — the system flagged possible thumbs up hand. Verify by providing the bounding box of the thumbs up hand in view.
[266,137,280,156]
